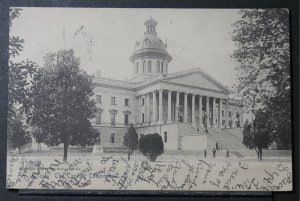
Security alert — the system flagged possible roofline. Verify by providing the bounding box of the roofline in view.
[165,68,230,93]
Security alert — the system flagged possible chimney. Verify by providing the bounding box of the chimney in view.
[95,70,101,79]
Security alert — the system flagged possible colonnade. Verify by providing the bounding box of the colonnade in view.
[136,90,230,128]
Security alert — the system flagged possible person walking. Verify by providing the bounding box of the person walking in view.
[204,149,207,158]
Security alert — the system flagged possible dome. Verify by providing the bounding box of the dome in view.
[134,34,167,52]
[130,17,172,62]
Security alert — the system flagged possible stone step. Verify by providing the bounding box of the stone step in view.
[178,124,248,151]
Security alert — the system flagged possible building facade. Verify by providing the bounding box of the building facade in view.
[92,18,243,150]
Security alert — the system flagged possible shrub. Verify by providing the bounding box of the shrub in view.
[123,123,138,160]
[138,133,164,162]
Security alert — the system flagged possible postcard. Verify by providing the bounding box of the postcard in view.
[7,8,292,191]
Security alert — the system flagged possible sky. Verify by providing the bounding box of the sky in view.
[11,8,242,88]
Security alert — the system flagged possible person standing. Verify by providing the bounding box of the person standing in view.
[226,148,229,158]
[212,148,216,158]
[204,149,207,158]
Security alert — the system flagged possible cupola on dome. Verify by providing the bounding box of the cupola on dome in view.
[130,17,172,63]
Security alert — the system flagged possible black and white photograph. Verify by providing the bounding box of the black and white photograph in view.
[6,8,292,191]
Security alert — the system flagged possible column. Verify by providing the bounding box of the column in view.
[206,96,210,127]
[146,93,151,122]
[143,94,147,122]
[175,92,179,122]
[184,93,188,123]
[136,96,140,123]
[192,94,195,126]
[167,90,172,123]
[139,96,143,123]
[213,97,217,128]
[158,90,163,124]
[152,91,157,123]
[218,99,223,128]
[225,99,228,128]
[198,95,203,128]
[142,95,146,123]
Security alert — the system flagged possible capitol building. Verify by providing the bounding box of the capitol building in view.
[92,17,244,151]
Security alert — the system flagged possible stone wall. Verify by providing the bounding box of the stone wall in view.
[96,126,127,145]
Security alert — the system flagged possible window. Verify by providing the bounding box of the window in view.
[229,111,232,117]
[148,61,152,72]
[110,112,116,126]
[136,62,139,73]
[141,98,145,106]
[95,111,102,125]
[222,110,224,117]
[110,133,115,143]
[157,61,160,72]
[125,98,129,106]
[124,113,129,125]
[164,132,167,143]
[110,97,116,105]
[143,61,146,72]
[142,113,145,123]
[96,95,102,104]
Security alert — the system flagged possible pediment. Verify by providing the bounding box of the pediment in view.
[166,70,228,93]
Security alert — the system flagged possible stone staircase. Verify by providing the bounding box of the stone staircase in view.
[177,123,247,151]
[178,123,200,136]
[207,128,247,151]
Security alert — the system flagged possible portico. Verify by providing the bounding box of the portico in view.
[136,87,230,129]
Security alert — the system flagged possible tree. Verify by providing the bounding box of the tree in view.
[7,8,38,155]
[138,133,164,162]
[31,127,48,150]
[8,116,31,154]
[8,8,38,118]
[231,9,291,148]
[123,123,138,160]
[29,49,99,162]
[242,110,273,160]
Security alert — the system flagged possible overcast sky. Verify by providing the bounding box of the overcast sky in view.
[11,8,241,88]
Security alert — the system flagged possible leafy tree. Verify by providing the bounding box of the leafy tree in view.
[242,110,273,160]
[31,127,47,150]
[29,49,99,162]
[232,9,291,148]
[138,133,164,162]
[8,8,38,117]
[7,8,37,154]
[8,116,31,154]
[123,123,138,160]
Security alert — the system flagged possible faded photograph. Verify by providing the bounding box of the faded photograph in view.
[7,8,292,191]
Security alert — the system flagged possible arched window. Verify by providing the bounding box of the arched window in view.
[156,61,160,73]
[148,61,152,72]
[143,61,146,72]
[110,133,115,143]
[161,62,164,73]
[136,62,139,74]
